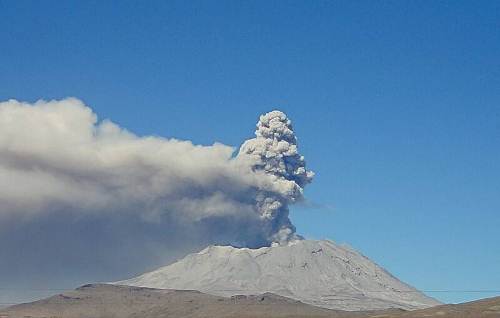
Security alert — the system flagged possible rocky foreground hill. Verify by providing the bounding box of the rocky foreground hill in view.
[1,284,499,318]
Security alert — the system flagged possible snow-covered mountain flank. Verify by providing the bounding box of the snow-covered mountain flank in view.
[118,239,440,311]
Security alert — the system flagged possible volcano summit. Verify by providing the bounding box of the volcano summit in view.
[118,239,440,311]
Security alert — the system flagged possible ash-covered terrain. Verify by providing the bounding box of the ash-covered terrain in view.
[118,239,440,311]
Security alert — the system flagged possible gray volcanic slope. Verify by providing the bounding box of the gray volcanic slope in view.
[118,240,440,311]
[1,284,499,318]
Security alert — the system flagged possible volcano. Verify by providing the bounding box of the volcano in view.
[117,240,440,311]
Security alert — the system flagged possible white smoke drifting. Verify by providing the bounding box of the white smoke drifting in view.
[0,98,313,247]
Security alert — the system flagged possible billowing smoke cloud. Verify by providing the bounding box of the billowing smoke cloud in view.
[0,98,312,245]
[0,98,312,302]
[238,111,314,244]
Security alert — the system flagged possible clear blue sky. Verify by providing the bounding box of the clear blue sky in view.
[1,0,499,304]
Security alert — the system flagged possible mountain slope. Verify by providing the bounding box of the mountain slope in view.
[118,240,440,311]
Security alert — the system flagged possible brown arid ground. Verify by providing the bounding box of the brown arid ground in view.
[0,284,499,318]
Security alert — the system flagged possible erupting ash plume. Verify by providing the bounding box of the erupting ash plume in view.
[0,99,312,247]
[238,111,314,244]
